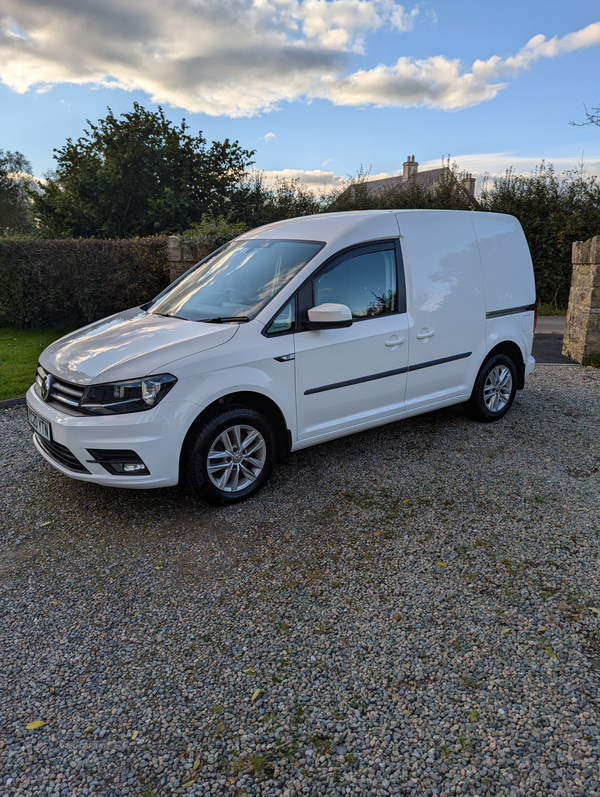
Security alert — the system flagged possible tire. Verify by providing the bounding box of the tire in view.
[463,353,518,422]
[183,406,277,505]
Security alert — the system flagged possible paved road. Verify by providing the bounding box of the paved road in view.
[533,316,576,365]
[535,317,566,335]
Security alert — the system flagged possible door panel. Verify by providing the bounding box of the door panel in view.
[397,212,486,409]
[293,242,408,441]
[295,315,409,439]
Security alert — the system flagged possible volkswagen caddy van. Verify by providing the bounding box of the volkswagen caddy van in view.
[27,210,536,505]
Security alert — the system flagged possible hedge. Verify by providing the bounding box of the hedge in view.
[0,237,169,329]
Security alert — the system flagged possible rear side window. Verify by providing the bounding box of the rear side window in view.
[314,247,398,319]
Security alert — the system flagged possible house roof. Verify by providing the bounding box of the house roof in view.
[360,167,447,195]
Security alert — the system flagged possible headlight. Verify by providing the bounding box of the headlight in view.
[80,374,177,415]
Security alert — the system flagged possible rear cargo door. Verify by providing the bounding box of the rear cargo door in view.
[396,212,486,411]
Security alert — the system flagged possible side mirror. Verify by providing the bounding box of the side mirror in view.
[302,303,353,330]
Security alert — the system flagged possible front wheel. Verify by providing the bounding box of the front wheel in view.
[183,406,277,505]
[463,354,518,422]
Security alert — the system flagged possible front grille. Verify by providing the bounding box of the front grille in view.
[36,365,85,409]
[35,434,90,473]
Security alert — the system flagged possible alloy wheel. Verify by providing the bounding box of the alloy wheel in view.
[206,424,267,492]
[483,365,513,413]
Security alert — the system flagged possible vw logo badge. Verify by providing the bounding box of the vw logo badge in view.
[41,374,53,402]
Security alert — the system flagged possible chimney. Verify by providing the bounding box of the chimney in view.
[403,154,418,181]
[461,173,476,196]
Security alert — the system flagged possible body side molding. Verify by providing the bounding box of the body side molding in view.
[304,352,472,396]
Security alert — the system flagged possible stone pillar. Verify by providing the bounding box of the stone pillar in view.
[167,235,212,283]
[563,236,600,364]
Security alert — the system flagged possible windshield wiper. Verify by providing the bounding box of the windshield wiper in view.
[200,316,250,324]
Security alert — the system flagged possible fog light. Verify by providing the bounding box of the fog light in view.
[86,449,150,476]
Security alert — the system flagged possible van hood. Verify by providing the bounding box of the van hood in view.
[39,307,239,385]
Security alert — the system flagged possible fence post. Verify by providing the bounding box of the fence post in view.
[563,236,600,364]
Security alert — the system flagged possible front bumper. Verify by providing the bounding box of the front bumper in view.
[26,384,199,489]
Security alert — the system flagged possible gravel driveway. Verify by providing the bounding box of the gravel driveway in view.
[1,365,599,797]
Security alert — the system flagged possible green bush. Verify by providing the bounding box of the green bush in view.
[0,237,169,329]
[181,215,248,249]
[226,171,331,228]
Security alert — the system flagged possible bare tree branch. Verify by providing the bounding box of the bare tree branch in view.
[570,103,600,127]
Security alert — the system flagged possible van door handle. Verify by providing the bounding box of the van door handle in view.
[416,330,436,340]
[385,337,406,347]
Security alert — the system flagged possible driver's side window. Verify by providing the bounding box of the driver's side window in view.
[314,248,397,319]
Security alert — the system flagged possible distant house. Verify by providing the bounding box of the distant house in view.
[338,155,478,207]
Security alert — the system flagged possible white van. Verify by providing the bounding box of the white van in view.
[27,210,536,505]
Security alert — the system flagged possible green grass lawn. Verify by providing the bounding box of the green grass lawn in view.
[0,327,75,401]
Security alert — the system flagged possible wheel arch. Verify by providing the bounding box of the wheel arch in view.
[179,391,291,481]
[485,340,526,389]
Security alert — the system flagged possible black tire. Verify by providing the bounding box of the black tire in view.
[463,353,518,422]
[183,406,277,505]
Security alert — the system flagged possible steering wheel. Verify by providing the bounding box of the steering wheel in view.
[227,287,252,305]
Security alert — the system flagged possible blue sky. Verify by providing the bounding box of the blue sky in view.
[1,0,599,192]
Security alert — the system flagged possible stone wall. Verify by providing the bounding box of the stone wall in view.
[167,235,212,282]
[563,236,600,364]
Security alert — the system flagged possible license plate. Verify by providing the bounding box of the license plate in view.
[28,405,52,442]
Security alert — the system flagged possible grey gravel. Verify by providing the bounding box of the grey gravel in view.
[1,364,599,797]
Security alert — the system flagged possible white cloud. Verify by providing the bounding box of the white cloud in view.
[261,168,346,187]
[0,2,599,116]
[259,132,276,142]
[389,3,420,32]
[319,55,506,109]
[261,166,399,188]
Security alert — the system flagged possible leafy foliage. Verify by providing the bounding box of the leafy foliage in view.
[0,237,168,328]
[31,104,254,239]
[0,149,35,232]
[181,215,248,250]
[227,171,331,228]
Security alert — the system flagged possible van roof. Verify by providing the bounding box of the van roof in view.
[241,209,486,249]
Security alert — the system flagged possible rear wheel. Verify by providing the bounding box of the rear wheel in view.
[463,354,517,422]
[184,406,277,505]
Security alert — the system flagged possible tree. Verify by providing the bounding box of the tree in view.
[0,149,34,232]
[32,103,255,238]
[570,104,600,127]
[227,171,328,228]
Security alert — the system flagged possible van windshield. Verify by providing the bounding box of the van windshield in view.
[149,238,324,322]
